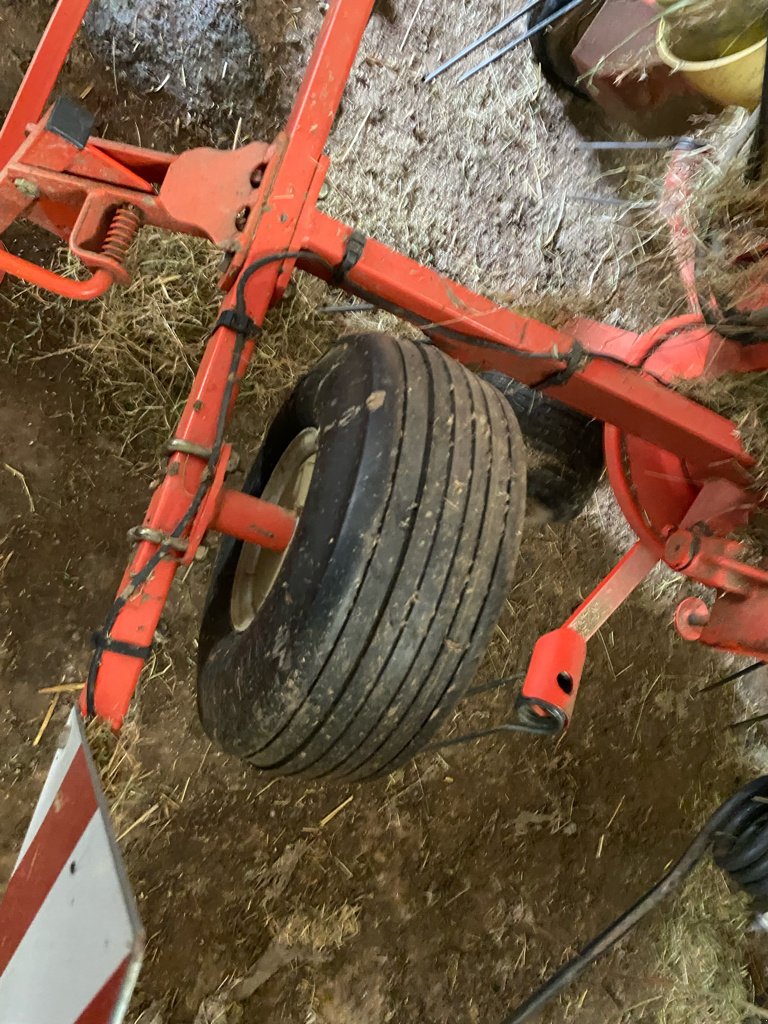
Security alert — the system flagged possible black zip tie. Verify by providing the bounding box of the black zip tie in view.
[213,308,258,337]
[332,229,367,285]
[92,631,153,660]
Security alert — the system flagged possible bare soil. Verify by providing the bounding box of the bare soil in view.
[1,2,767,1024]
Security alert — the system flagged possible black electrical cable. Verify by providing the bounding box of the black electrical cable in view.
[502,776,768,1024]
[85,249,315,716]
[335,279,641,385]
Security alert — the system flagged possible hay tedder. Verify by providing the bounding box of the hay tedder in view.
[0,0,767,772]
[4,0,768,1020]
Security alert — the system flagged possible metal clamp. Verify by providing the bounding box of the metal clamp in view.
[127,526,188,553]
[166,438,214,459]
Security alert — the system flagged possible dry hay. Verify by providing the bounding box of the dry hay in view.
[688,129,768,319]
[622,108,768,495]
[650,866,752,1024]
[592,0,768,83]
[677,371,768,491]
[275,902,361,954]
[596,104,766,320]
[31,229,392,453]
[29,231,223,445]
[660,0,767,63]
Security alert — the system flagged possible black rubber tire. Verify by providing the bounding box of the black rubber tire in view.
[529,0,601,99]
[197,333,526,781]
[481,371,603,522]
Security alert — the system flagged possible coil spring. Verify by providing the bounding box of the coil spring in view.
[102,206,141,265]
[713,780,768,899]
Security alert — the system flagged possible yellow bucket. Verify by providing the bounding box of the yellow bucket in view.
[657,20,766,110]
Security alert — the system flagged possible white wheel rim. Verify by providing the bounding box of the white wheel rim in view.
[230,427,318,632]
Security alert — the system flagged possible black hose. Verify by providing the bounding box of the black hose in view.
[85,249,314,716]
[503,776,768,1024]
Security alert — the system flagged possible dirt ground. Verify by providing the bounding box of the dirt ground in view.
[2,2,768,1023]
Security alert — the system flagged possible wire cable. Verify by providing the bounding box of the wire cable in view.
[85,249,312,716]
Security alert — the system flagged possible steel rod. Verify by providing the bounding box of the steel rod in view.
[423,0,542,83]
[576,139,678,151]
[458,0,592,83]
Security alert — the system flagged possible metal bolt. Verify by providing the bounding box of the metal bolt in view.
[317,181,329,202]
[664,529,698,571]
[675,597,710,641]
[235,206,250,232]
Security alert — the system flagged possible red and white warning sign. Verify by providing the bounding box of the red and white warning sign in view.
[0,708,143,1024]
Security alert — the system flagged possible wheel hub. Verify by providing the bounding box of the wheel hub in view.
[230,427,318,631]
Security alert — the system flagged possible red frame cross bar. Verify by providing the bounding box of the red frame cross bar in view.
[1,0,766,728]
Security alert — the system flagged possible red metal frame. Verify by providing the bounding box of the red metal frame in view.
[1,0,767,731]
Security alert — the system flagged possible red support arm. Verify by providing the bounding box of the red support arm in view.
[286,0,375,150]
[0,0,91,169]
[299,209,754,480]
[0,246,113,299]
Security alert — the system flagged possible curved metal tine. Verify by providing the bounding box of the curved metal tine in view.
[457,0,593,84]
[731,712,768,731]
[576,139,678,151]
[423,0,542,83]
[465,672,526,698]
[426,721,535,753]
[699,661,764,695]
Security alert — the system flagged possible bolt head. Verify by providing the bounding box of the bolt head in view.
[665,530,697,571]
[675,597,710,641]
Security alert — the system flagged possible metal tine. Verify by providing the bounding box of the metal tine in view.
[423,0,543,83]
[317,301,375,313]
[731,712,768,731]
[699,660,765,695]
[427,722,535,753]
[464,672,526,698]
[457,0,593,84]
[576,139,679,151]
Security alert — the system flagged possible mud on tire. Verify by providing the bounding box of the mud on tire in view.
[197,333,527,781]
